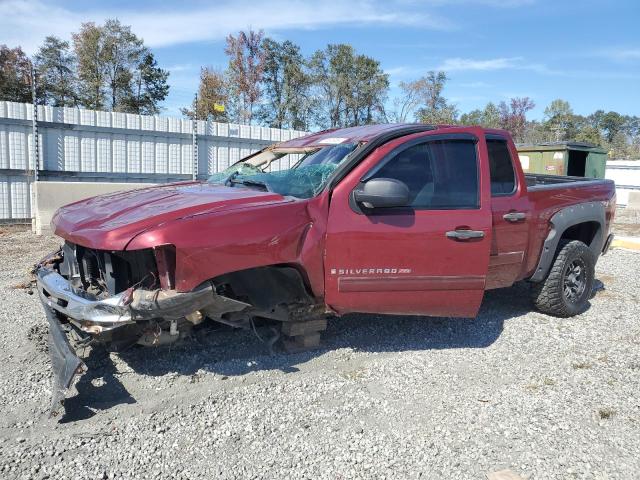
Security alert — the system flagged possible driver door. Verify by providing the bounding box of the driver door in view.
[324,133,493,318]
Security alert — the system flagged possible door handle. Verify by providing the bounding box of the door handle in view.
[446,230,485,240]
[503,212,526,222]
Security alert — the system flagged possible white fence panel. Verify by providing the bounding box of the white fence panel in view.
[0,101,309,221]
[0,174,31,220]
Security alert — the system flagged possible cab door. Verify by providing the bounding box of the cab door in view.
[324,132,493,318]
[485,134,531,289]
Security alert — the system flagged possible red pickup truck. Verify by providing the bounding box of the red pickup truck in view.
[36,124,616,413]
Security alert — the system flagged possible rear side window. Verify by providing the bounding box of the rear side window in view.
[368,139,479,209]
[487,138,516,196]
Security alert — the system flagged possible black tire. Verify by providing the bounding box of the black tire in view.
[531,240,595,317]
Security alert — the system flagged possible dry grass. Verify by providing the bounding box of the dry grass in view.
[598,408,616,420]
[572,361,593,370]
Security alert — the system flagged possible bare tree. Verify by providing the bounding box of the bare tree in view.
[385,80,421,123]
[224,29,265,124]
[498,97,535,142]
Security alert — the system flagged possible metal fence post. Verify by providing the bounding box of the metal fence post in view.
[192,93,198,181]
[192,121,198,181]
[30,65,40,233]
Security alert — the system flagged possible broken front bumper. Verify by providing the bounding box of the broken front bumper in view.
[41,298,87,417]
[35,264,246,416]
[36,267,222,333]
[36,268,134,334]
[36,267,131,416]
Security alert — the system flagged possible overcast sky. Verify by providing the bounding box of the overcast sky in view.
[1,0,639,120]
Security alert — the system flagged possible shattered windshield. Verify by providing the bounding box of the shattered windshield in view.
[208,143,358,199]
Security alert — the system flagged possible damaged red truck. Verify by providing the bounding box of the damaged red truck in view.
[36,124,616,414]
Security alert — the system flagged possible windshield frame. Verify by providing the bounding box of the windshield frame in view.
[207,142,360,199]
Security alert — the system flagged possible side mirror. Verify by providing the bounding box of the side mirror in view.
[354,178,410,209]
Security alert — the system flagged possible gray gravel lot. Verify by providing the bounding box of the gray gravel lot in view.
[0,226,639,480]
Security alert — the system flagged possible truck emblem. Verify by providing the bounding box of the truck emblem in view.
[330,268,412,275]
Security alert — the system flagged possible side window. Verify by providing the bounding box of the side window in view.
[486,138,516,196]
[368,139,478,209]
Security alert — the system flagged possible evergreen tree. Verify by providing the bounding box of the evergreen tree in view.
[34,36,78,107]
[73,19,169,113]
[258,38,312,130]
[309,44,388,128]
[124,51,169,115]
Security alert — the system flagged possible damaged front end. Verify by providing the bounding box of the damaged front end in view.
[35,242,249,417]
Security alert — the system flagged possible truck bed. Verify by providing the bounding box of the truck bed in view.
[525,173,614,191]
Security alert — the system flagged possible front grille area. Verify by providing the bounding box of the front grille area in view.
[59,241,158,296]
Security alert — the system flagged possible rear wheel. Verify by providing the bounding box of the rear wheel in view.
[531,240,595,317]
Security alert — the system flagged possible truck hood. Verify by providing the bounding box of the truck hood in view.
[52,182,290,250]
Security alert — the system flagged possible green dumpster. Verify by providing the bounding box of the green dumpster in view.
[516,142,607,178]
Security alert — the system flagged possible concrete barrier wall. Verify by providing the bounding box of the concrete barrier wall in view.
[628,191,640,210]
[606,160,640,207]
[35,182,157,234]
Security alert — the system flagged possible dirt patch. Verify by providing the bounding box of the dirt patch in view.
[598,274,615,284]
[10,280,34,291]
[26,323,49,353]
[0,224,31,235]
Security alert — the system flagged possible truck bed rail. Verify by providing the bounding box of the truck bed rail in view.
[525,173,614,191]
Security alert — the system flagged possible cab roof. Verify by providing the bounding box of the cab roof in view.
[278,124,435,149]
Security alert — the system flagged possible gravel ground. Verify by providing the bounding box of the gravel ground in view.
[0,226,639,480]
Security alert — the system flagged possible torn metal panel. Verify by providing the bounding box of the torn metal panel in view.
[129,283,221,320]
[42,300,86,418]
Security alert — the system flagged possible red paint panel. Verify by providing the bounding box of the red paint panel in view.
[52,182,289,251]
[522,182,615,278]
[324,127,494,318]
[338,275,485,292]
[154,244,176,290]
[50,180,330,296]
[324,292,484,318]
[488,251,524,267]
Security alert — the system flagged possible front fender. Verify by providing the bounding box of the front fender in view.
[126,201,319,293]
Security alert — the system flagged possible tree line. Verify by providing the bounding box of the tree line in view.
[460,97,640,159]
[185,28,640,158]
[390,73,639,158]
[0,19,169,115]
[1,22,638,158]
[182,33,390,132]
